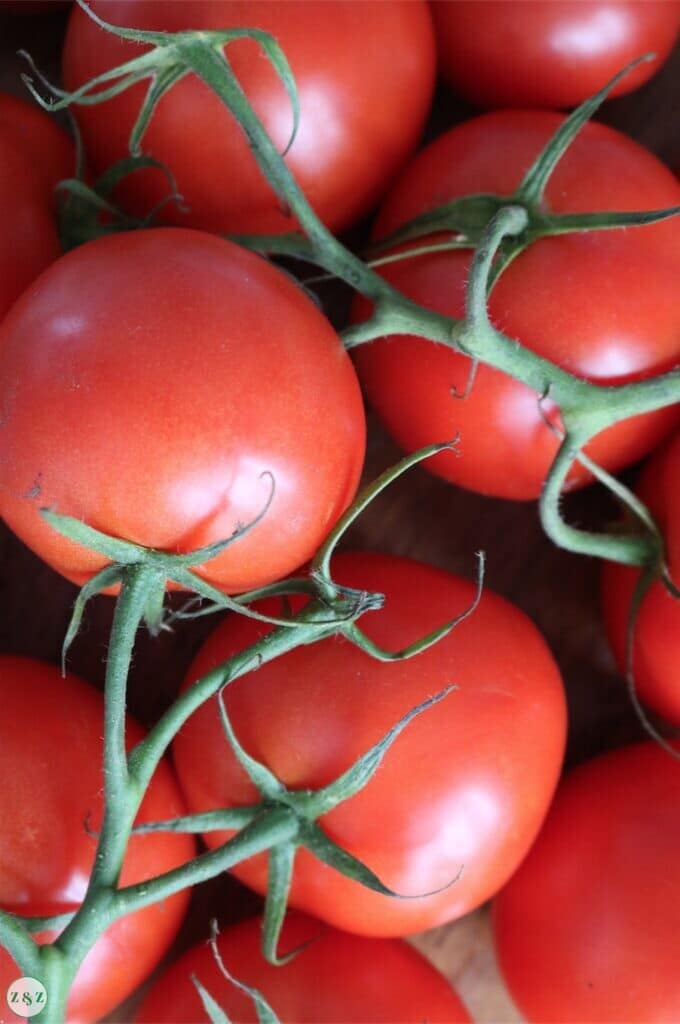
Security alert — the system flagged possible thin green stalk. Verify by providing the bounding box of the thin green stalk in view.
[179,38,399,303]
[114,808,299,916]
[128,601,338,792]
[52,566,165,979]
[539,433,658,565]
[89,565,164,888]
[0,911,41,978]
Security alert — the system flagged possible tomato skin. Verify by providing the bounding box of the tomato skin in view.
[0,228,365,593]
[353,111,680,500]
[0,92,73,199]
[135,910,471,1023]
[493,741,680,1022]
[602,431,680,724]
[0,92,72,322]
[173,552,566,937]
[0,656,195,1023]
[62,1,435,235]
[431,1,680,110]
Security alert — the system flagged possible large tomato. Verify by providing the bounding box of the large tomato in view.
[135,910,471,1023]
[493,741,680,1022]
[0,228,365,592]
[431,1,680,110]
[353,112,680,500]
[173,552,566,936]
[62,1,435,235]
[0,91,72,322]
[602,430,680,724]
[0,656,195,1023]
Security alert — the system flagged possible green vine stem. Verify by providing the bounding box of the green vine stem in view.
[0,445,472,1020]
[25,7,679,573]
[4,7,679,1018]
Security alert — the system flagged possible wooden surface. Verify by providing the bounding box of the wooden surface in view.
[0,6,678,1022]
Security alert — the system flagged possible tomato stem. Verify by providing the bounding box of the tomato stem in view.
[93,566,164,881]
[46,567,165,989]
[113,808,300,916]
[0,911,41,979]
[33,15,679,573]
[38,946,76,1024]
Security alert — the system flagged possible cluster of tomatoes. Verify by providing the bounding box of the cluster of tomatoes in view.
[0,2,679,1022]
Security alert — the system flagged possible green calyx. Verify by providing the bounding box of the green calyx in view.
[45,443,461,675]
[369,55,680,286]
[204,683,459,965]
[22,0,301,243]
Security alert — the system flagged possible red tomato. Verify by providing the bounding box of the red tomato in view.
[62,1,435,235]
[0,228,365,592]
[173,552,566,936]
[353,112,680,500]
[135,910,471,1023]
[431,1,680,110]
[0,656,195,1023]
[0,91,72,322]
[493,741,680,1022]
[602,430,680,724]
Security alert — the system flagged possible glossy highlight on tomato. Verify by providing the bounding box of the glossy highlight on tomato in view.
[0,656,195,1023]
[431,1,680,110]
[494,740,680,1022]
[353,111,680,499]
[0,90,72,322]
[135,910,472,1023]
[173,552,566,936]
[62,0,436,234]
[0,228,365,592]
[602,430,680,724]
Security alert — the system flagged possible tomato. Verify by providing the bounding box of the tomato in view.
[0,656,195,1023]
[493,740,680,1022]
[135,910,471,1023]
[602,430,680,724]
[0,91,72,322]
[352,112,680,500]
[0,228,365,592]
[61,1,435,235]
[173,552,566,936]
[430,1,680,110]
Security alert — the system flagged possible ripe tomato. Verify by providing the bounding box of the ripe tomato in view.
[0,91,72,322]
[135,910,471,1023]
[493,740,680,1022]
[431,1,680,110]
[0,228,365,592]
[62,1,435,235]
[353,112,680,500]
[602,430,680,724]
[173,552,566,936]
[0,656,195,1023]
